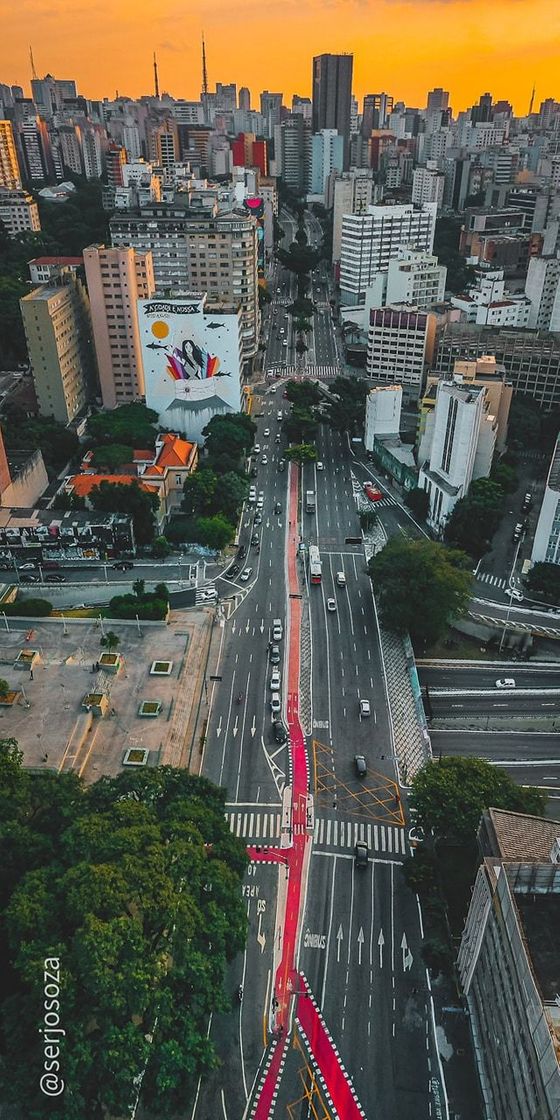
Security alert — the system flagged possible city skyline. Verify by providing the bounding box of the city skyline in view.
[1,0,559,113]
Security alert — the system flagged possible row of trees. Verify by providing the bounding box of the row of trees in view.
[369,537,473,645]
[0,740,247,1118]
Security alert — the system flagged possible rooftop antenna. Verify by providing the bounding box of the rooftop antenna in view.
[29,45,38,81]
[201,33,208,96]
[153,52,160,100]
[529,82,536,116]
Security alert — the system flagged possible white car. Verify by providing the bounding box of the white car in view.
[200,588,218,601]
[254,444,261,454]
[263,428,270,437]
[240,567,253,582]
[270,670,281,691]
[359,699,371,717]
[327,598,337,612]
[282,341,288,347]
[270,692,281,714]
[316,461,324,471]
[495,678,516,689]
[507,588,524,602]
[261,455,268,464]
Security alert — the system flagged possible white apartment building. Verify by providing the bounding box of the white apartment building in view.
[0,120,21,190]
[83,245,155,409]
[81,127,103,179]
[59,125,83,175]
[0,189,40,237]
[412,165,445,211]
[110,204,260,361]
[531,433,560,565]
[452,267,531,328]
[331,172,374,263]
[308,130,344,202]
[366,305,436,400]
[525,255,560,331]
[418,378,497,534]
[340,202,437,304]
[385,248,447,308]
[20,271,95,424]
[364,384,403,450]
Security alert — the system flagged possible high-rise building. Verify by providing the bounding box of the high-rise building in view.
[31,74,78,117]
[312,54,353,167]
[59,125,83,175]
[525,255,560,331]
[433,321,560,408]
[361,92,393,135]
[83,245,155,409]
[215,83,237,112]
[19,113,52,182]
[458,808,560,1120]
[420,356,512,457]
[0,189,40,237]
[339,202,438,304]
[308,130,343,200]
[0,121,22,190]
[426,87,449,112]
[20,270,96,424]
[367,306,436,400]
[110,203,260,361]
[418,376,496,532]
[385,248,447,309]
[531,433,560,565]
[150,120,179,183]
[292,95,312,123]
[280,114,307,193]
[231,133,268,176]
[260,91,283,137]
[331,173,374,263]
[412,165,445,211]
[106,143,127,188]
[238,87,251,112]
[81,126,103,179]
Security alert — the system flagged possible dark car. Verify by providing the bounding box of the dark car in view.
[354,841,369,869]
[354,754,367,778]
[45,573,66,583]
[278,460,286,473]
[274,502,282,515]
[229,563,240,578]
[272,720,288,744]
[251,534,259,546]
[112,560,134,571]
[237,546,246,560]
[20,573,39,583]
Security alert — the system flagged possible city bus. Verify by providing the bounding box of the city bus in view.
[309,545,322,584]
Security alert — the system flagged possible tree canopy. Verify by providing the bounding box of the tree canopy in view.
[433,215,476,294]
[0,745,247,1119]
[526,561,560,603]
[445,477,506,558]
[369,538,472,644]
[87,403,159,451]
[91,444,134,471]
[1,410,79,474]
[323,377,368,433]
[284,444,318,465]
[89,480,159,545]
[405,487,430,520]
[202,413,256,472]
[410,756,546,843]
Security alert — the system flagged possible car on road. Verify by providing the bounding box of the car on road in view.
[336,571,346,587]
[495,678,516,689]
[272,720,287,744]
[45,573,66,583]
[18,562,37,571]
[20,573,39,583]
[282,341,288,347]
[270,692,281,714]
[276,411,283,421]
[254,513,263,525]
[248,488,257,503]
[199,588,218,601]
[316,461,324,471]
[261,455,268,464]
[112,560,134,570]
[229,563,240,578]
[251,533,259,546]
[359,699,371,717]
[270,644,281,665]
[278,459,286,472]
[263,428,270,437]
[507,588,524,602]
[270,670,281,691]
[275,433,281,443]
[354,754,367,778]
[327,598,336,612]
[254,444,261,454]
[272,618,283,640]
[354,841,369,868]
[274,502,282,514]
[240,567,253,582]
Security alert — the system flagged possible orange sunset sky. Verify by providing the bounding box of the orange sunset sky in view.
[1,0,559,114]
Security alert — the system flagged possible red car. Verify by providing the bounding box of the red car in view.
[363,482,383,502]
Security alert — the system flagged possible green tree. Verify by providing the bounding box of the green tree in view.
[285,404,318,442]
[218,472,249,522]
[410,756,546,844]
[91,444,134,471]
[0,679,9,698]
[132,579,145,598]
[202,414,256,472]
[52,490,87,511]
[87,403,159,451]
[152,535,172,559]
[491,460,518,493]
[323,377,368,433]
[285,381,321,408]
[445,477,506,558]
[526,562,560,602]
[433,215,476,294]
[405,487,430,519]
[369,538,472,644]
[101,631,120,651]
[182,468,218,518]
[507,395,542,450]
[88,481,159,545]
[284,444,318,465]
[1,413,79,473]
[4,598,52,617]
[0,757,247,1118]
[195,515,235,550]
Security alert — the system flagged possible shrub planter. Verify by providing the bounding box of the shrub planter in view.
[123,747,149,767]
[150,660,173,676]
[138,700,162,718]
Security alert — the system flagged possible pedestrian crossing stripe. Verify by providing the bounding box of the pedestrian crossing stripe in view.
[476,571,507,590]
[226,811,407,855]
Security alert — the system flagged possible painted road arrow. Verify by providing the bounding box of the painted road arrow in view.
[233,719,239,737]
[257,913,266,954]
[216,717,222,738]
[357,927,364,965]
[401,932,411,972]
[336,924,343,963]
[250,717,257,738]
[378,929,385,968]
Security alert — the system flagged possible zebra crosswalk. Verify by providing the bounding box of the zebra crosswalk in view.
[226,810,408,858]
[195,582,217,604]
[476,571,507,591]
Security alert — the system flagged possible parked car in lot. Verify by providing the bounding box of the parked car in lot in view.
[359,699,371,717]
[112,561,134,570]
[18,562,38,571]
[45,573,66,583]
[20,573,39,583]
[270,645,281,665]
[270,692,281,714]
[354,754,367,778]
[272,720,287,744]
[495,678,516,689]
[354,841,369,868]
[270,670,281,691]
[272,618,283,641]
[240,567,253,582]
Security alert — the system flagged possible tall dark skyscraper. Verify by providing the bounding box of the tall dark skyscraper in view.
[312,53,353,168]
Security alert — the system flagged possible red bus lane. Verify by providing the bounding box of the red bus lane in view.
[248,464,366,1119]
